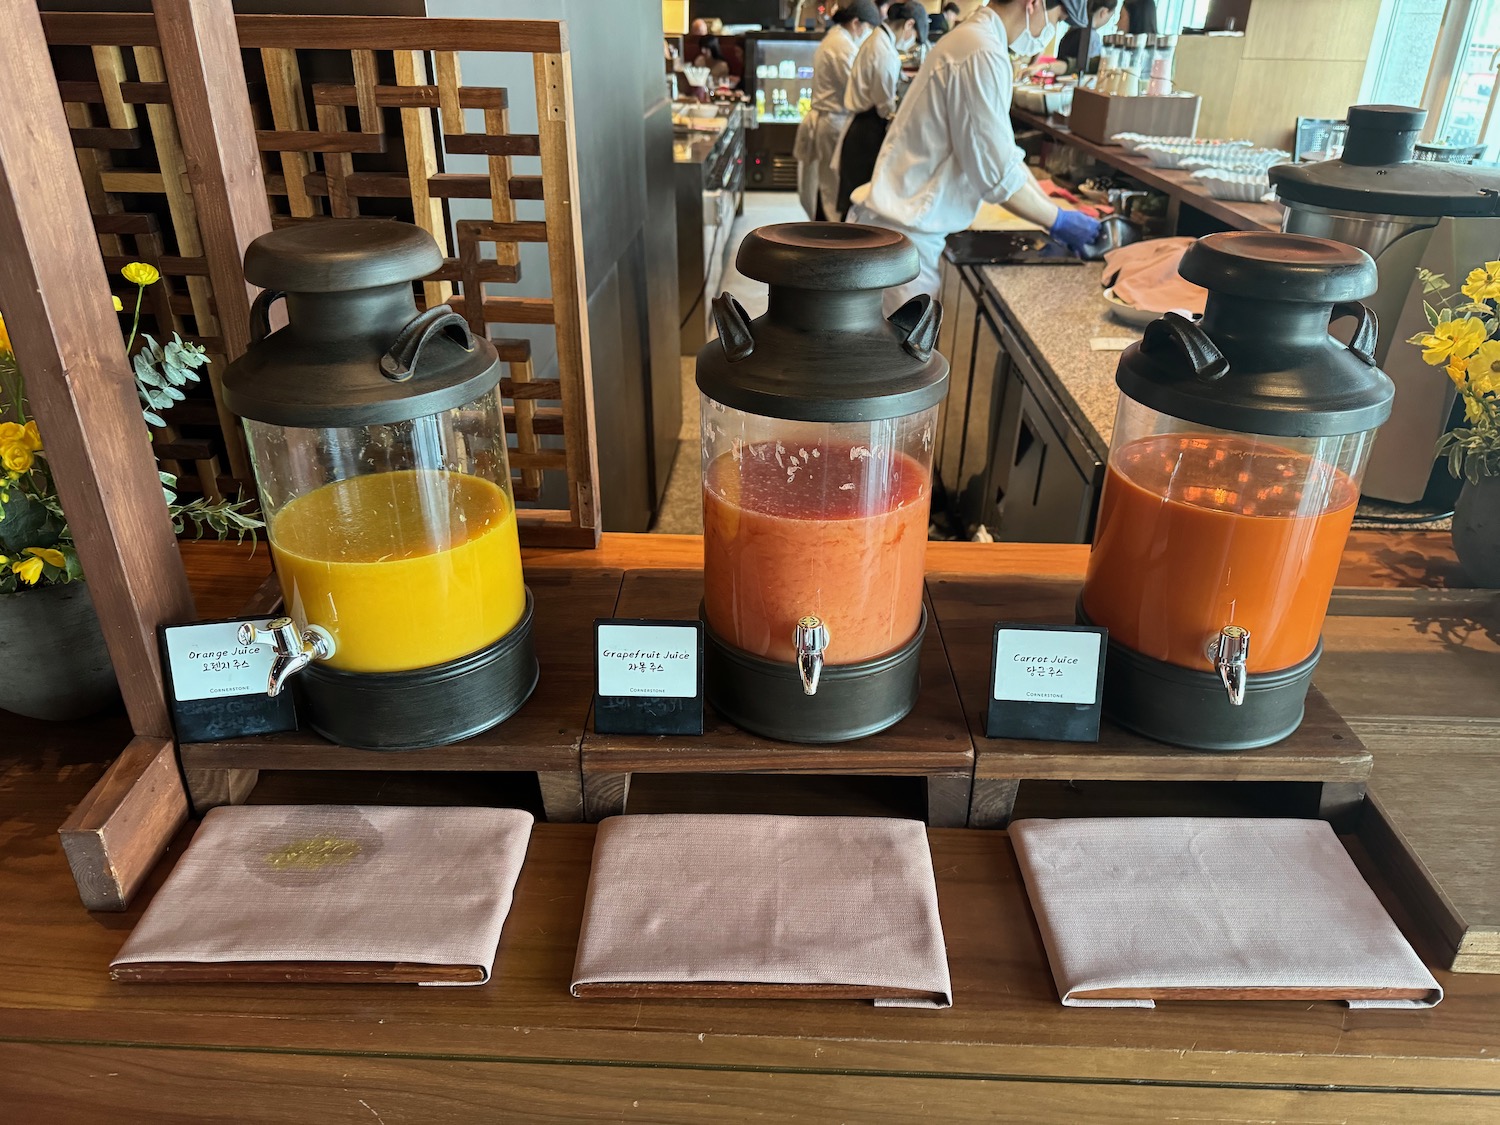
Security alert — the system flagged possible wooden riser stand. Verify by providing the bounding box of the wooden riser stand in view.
[579,570,976,828]
[926,574,1375,831]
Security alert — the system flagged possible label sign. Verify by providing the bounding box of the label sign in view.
[159,618,298,743]
[987,624,1107,742]
[165,620,279,702]
[594,619,704,736]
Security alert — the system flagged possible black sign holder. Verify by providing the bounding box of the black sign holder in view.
[593,618,705,736]
[158,617,298,744]
[986,622,1107,742]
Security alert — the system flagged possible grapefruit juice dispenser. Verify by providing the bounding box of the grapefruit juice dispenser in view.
[1079,233,1393,750]
[222,221,537,751]
[697,223,948,743]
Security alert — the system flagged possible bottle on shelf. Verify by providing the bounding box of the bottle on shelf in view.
[1147,34,1178,97]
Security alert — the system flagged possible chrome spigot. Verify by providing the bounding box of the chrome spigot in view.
[237,617,336,697]
[1208,625,1251,707]
[794,615,829,696]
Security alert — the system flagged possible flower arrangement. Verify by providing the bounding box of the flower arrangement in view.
[1410,261,1500,484]
[0,263,261,594]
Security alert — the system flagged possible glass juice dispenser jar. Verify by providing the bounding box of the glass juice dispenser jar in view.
[221,220,537,750]
[697,223,948,742]
[1079,232,1393,750]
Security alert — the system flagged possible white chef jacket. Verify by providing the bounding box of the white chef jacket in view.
[793,22,863,220]
[845,24,902,119]
[848,5,1035,311]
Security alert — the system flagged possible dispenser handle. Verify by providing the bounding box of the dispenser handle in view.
[380,308,474,383]
[711,294,755,362]
[249,289,285,344]
[889,294,942,362]
[1331,301,1379,366]
[1141,312,1230,382]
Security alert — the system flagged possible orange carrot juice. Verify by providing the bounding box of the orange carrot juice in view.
[1081,434,1358,673]
[270,469,524,673]
[703,442,929,665]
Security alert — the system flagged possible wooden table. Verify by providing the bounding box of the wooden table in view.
[4,725,1500,1121]
[11,531,1492,1119]
[1011,106,1285,234]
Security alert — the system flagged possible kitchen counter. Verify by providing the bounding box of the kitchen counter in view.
[1012,107,1285,235]
[979,260,1131,463]
[672,115,733,164]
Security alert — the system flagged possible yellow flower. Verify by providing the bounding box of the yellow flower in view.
[1466,340,1500,396]
[24,547,66,569]
[1460,261,1500,304]
[1419,316,1486,366]
[0,421,21,444]
[121,262,160,287]
[20,420,40,451]
[12,556,44,585]
[1447,358,1468,388]
[113,295,124,312]
[0,442,32,474]
[0,312,10,356]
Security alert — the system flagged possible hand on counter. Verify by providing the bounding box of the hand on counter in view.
[1050,209,1102,255]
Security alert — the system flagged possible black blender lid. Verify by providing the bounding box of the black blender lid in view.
[1270,105,1500,218]
[225,220,501,429]
[696,223,949,422]
[1116,232,1394,438]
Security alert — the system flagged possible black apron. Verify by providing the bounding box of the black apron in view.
[836,107,888,220]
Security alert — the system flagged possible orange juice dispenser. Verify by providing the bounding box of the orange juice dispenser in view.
[697,223,947,742]
[1079,232,1393,749]
[221,221,536,750]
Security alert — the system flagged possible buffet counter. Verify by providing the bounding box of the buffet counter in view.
[1011,106,1285,235]
[1,535,1495,1122]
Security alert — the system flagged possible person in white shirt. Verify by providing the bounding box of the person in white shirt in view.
[835,1,927,218]
[846,0,1102,312]
[793,0,882,221]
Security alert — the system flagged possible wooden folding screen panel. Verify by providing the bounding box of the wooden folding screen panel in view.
[43,13,601,547]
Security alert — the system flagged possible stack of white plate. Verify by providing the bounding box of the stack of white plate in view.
[1135,140,1257,169]
[1191,168,1275,202]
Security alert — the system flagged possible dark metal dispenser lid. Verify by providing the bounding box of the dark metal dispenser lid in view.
[1117,232,1394,438]
[696,223,949,422]
[1269,105,1500,218]
[223,220,501,428]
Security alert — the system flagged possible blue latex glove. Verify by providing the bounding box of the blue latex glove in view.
[1051,209,1102,255]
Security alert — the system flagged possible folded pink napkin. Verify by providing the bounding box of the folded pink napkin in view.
[112,805,533,985]
[1011,817,1441,1008]
[572,814,952,1007]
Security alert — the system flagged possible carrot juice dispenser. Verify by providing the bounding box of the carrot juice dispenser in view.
[221,220,537,750]
[1079,232,1393,750]
[697,223,948,742]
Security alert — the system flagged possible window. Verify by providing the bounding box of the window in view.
[1435,0,1500,154]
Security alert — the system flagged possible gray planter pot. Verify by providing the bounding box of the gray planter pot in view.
[0,580,120,720]
[1452,476,1500,588]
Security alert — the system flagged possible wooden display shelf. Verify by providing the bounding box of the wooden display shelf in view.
[927,574,1373,830]
[178,568,625,823]
[579,569,975,827]
[1318,586,1500,974]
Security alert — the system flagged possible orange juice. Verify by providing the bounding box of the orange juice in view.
[703,443,929,665]
[270,469,524,673]
[1081,434,1358,673]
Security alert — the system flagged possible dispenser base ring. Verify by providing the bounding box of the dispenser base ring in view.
[703,606,925,744]
[298,587,539,751]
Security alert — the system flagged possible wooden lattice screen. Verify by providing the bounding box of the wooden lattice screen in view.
[42,14,601,548]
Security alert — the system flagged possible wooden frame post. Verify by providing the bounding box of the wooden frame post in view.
[0,0,194,908]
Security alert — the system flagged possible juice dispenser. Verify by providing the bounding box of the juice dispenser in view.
[221,220,537,750]
[697,223,947,742]
[1080,232,1393,750]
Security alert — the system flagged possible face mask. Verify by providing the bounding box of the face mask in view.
[1010,3,1047,57]
[896,29,917,51]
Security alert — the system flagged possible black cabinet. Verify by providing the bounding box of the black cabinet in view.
[998,385,1096,543]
